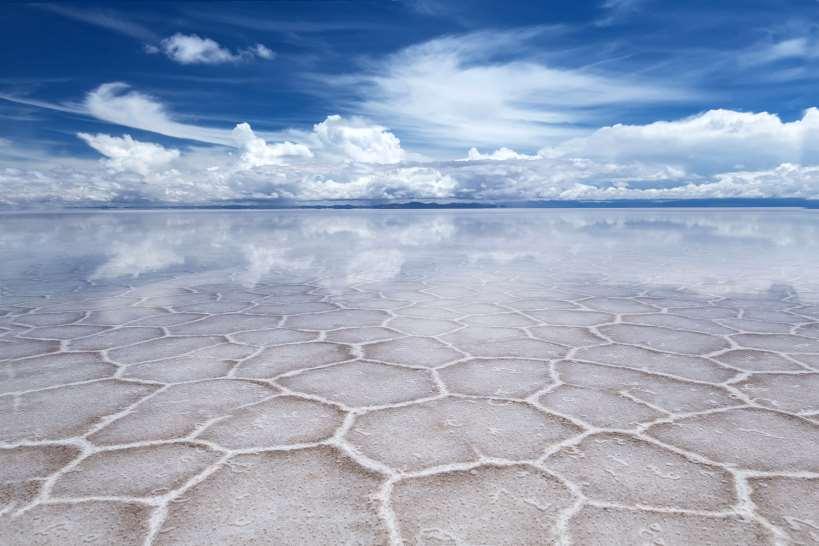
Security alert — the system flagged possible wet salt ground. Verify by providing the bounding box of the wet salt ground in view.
[1,209,819,545]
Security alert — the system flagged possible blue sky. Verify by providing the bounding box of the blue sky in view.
[3,1,819,204]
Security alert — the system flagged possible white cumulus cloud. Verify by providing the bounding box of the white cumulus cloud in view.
[77,133,180,176]
[464,147,538,161]
[231,122,313,169]
[153,33,274,65]
[6,104,819,206]
[542,107,819,174]
[312,115,406,164]
[4,152,819,206]
[251,44,275,60]
[295,165,457,200]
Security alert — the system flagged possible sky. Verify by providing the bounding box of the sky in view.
[3,0,819,205]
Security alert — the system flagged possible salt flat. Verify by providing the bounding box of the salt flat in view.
[1,209,818,545]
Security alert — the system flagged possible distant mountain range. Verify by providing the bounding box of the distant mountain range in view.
[64,198,819,210]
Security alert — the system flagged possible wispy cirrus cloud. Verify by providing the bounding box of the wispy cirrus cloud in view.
[0,92,84,115]
[325,28,694,155]
[33,3,159,41]
[595,0,650,26]
[739,34,819,69]
[84,83,237,145]
[35,5,275,66]
[0,83,236,145]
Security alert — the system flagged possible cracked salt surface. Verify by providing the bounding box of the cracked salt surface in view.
[2,208,819,545]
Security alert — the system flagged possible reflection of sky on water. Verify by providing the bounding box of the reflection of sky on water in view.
[2,209,819,302]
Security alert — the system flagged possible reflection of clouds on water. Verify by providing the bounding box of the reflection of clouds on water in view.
[298,214,456,247]
[391,217,456,246]
[301,216,378,240]
[236,244,315,287]
[467,251,539,264]
[91,239,185,279]
[2,210,819,300]
[343,249,405,286]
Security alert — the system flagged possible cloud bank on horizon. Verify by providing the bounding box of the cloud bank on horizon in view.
[3,2,819,205]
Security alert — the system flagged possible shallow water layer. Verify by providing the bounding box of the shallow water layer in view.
[1,208,818,545]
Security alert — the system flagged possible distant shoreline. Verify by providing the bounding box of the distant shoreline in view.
[2,198,819,211]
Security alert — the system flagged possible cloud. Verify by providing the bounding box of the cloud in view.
[231,122,313,168]
[740,36,819,66]
[35,4,158,41]
[64,82,409,172]
[7,147,819,206]
[84,83,235,145]
[402,0,451,17]
[596,0,648,26]
[668,163,819,199]
[0,93,85,115]
[294,165,457,200]
[152,33,274,65]
[312,115,406,164]
[464,147,538,161]
[159,34,235,64]
[4,82,407,163]
[329,28,691,153]
[6,105,819,206]
[541,107,819,174]
[77,133,180,176]
[252,44,275,60]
